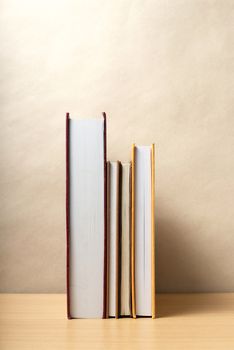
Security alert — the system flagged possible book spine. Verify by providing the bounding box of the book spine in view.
[116,161,121,318]
[151,144,156,319]
[103,112,107,319]
[66,112,71,319]
[129,163,133,317]
[131,144,136,318]
[106,162,110,318]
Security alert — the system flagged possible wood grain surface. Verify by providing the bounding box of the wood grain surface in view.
[1,293,234,349]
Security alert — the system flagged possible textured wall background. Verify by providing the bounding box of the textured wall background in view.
[1,0,234,292]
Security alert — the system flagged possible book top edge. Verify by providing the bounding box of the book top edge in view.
[121,162,131,166]
[68,116,104,121]
[134,144,154,149]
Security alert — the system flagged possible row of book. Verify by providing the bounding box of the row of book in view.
[66,113,156,319]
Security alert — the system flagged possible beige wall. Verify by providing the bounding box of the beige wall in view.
[1,0,234,292]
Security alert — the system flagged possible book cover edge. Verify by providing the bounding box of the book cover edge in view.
[66,112,72,319]
[131,144,136,319]
[102,112,108,319]
[151,144,156,319]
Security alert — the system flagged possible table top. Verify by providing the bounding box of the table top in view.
[1,293,234,349]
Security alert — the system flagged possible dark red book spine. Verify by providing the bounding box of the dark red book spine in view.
[103,112,107,319]
[66,112,71,319]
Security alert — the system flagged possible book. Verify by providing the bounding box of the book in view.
[66,113,107,319]
[120,162,132,317]
[107,161,120,318]
[131,144,156,318]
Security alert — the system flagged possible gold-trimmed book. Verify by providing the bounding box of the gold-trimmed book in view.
[131,144,156,318]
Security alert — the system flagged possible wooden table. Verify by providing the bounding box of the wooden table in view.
[1,293,234,349]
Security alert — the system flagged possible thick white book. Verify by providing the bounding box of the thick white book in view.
[66,113,107,319]
[120,162,132,316]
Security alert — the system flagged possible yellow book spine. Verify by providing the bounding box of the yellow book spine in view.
[151,144,156,318]
[131,144,136,319]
